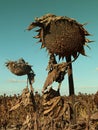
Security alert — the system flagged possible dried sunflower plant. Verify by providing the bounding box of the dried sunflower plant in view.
[27,13,92,96]
[5,58,35,91]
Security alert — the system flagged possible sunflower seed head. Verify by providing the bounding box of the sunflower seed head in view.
[28,14,92,59]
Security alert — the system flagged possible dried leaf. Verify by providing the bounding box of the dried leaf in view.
[43,69,58,91]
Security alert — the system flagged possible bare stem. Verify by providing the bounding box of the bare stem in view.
[66,56,75,96]
[66,56,76,124]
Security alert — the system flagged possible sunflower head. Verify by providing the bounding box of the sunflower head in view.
[27,13,92,59]
[5,59,32,76]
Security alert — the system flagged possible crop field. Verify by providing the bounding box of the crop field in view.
[0,88,98,130]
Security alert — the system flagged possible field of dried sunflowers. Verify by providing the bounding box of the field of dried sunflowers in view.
[0,88,98,130]
[2,14,97,130]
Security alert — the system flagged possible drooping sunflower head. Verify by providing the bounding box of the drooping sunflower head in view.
[27,13,92,59]
[5,59,32,76]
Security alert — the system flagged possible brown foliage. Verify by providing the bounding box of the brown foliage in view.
[94,91,98,108]
[0,90,98,130]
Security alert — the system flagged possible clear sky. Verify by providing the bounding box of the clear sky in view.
[0,0,98,95]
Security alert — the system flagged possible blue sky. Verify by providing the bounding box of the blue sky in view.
[0,0,98,95]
